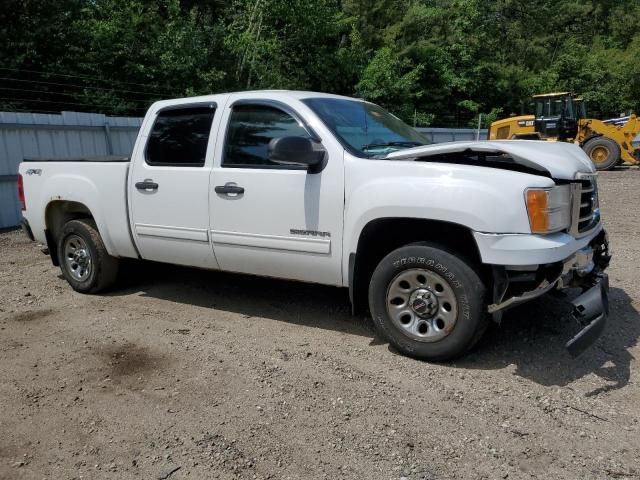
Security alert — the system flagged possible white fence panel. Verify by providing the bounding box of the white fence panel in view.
[0,111,142,229]
[416,127,487,143]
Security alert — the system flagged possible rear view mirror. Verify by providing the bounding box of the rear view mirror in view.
[268,136,326,173]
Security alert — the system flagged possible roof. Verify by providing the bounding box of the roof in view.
[149,90,363,112]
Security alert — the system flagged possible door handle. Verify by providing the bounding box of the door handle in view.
[215,185,245,195]
[135,180,159,191]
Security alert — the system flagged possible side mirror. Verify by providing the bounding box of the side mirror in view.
[268,136,326,173]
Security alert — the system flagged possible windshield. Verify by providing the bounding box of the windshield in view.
[302,97,429,157]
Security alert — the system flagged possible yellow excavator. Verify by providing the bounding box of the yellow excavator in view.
[488,92,640,170]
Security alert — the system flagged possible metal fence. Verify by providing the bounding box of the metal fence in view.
[416,127,487,143]
[0,111,142,228]
[0,111,485,229]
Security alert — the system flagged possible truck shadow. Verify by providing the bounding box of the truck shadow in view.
[105,262,638,394]
[107,261,371,337]
[457,286,639,396]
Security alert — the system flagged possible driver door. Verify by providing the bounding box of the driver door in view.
[208,97,344,286]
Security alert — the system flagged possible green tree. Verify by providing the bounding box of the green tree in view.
[1,0,639,123]
[356,47,424,123]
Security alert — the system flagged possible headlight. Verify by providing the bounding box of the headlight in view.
[525,185,571,234]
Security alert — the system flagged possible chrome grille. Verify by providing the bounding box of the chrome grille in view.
[571,175,600,235]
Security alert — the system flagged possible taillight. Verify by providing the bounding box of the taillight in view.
[17,174,25,211]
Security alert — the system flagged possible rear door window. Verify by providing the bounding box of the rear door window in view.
[146,105,216,167]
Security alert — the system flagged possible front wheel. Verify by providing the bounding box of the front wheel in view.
[57,219,120,293]
[368,243,487,361]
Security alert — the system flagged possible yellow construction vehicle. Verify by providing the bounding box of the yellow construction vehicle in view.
[488,92,640,170]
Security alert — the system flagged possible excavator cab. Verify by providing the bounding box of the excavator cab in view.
[533,92,580,141]
[574,98,587,119]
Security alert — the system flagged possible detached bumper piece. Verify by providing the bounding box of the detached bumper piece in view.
[565,274,609,357]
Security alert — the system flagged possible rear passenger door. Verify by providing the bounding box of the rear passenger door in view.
[129,103,220,268]
[208,98,344,286]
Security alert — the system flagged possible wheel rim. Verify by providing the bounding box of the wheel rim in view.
[386,268,458,343]
[64,234,92,282]
[590,145,610,165]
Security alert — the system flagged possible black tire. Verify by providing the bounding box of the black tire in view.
[368,243,487,361]
[57,219,120,293]
[582,137,620,171]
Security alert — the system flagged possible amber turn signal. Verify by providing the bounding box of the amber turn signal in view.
[526,189,549,234]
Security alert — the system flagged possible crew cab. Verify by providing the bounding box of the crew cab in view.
[18,90,611,361]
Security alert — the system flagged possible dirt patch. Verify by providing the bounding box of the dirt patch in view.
[97,342,166,380]
[10,308,55,322]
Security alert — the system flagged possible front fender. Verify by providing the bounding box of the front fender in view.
[342,159,554,281]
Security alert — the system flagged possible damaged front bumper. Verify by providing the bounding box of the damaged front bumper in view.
[566,274,608,357]
[489,229,611,357]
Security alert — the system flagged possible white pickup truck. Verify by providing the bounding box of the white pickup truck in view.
[18,90,611,361]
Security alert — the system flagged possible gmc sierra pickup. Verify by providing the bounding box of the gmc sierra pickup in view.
[18,90,610,361]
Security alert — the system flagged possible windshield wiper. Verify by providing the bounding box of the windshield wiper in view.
[362,141,425,150]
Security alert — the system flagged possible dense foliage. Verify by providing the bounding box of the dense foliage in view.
[1,0,638,126]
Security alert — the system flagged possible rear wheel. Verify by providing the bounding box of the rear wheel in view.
[57,219,119,293]
[368,243,487,361]
[583,137,620,171]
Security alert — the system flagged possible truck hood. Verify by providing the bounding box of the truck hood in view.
[384,140,595,180]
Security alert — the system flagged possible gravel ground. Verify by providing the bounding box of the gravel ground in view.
[1,168,639,480]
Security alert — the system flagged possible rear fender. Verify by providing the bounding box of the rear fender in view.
[41,174,116,256]
[579,133,603,148]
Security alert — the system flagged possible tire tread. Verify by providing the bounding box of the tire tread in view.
[583,137,620,171]
[368,242,488,361]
